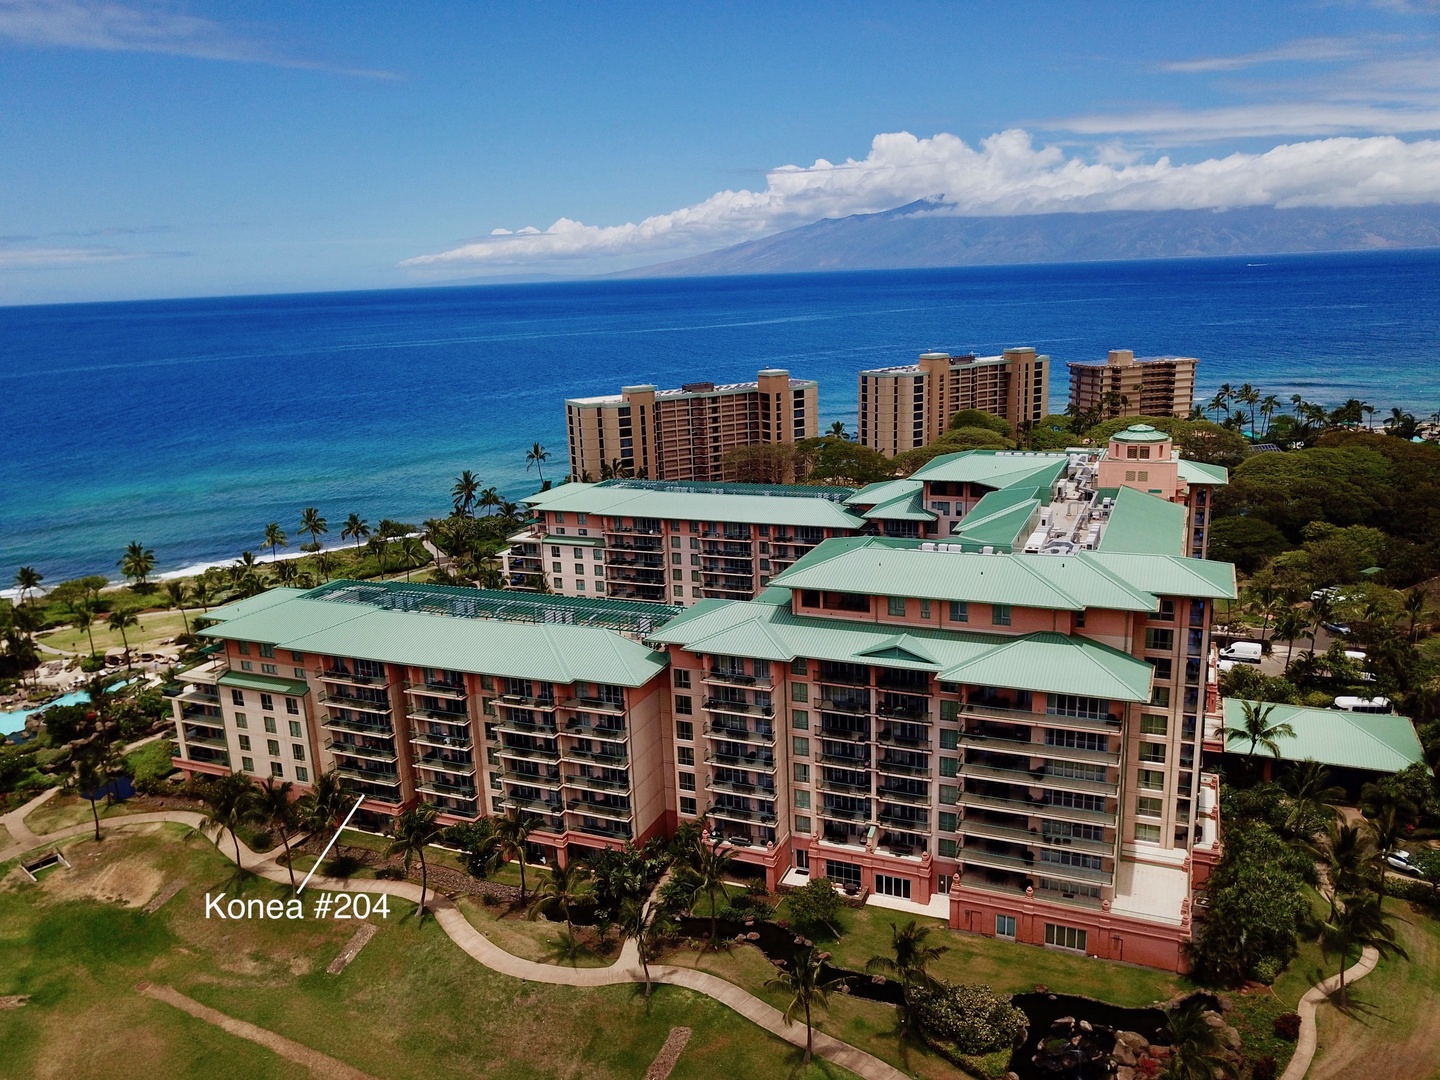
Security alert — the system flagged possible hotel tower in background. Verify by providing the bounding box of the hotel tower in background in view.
[1068,349,1198,421]
[173,426,1231,973]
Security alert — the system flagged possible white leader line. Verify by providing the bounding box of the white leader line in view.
[297,795,366,894]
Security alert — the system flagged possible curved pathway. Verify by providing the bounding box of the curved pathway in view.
[1,805,906,1080]
[1278,945,1381,1080]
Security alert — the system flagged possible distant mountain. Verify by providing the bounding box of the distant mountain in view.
[616,200,1440,277]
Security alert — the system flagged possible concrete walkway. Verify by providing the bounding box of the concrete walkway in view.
[3,810,908,1080]
[1278,945,1382,1080]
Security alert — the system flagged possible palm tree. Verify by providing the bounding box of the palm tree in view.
[619,895,668,997]
[1225,699,1295,758]
[1322,893,1406,1005]
[263,522,288,563]
[1235,383,1260,438]
[828,421,848,439]
[367,534,389,577]
[525,442,552,481]
[1162,998,1229,1080]
[299,507,328,551]
[297,769,348,833]
[274,560,300,587]
[865,919,949,1038]
[484,805,536,901]
[106,609,139,669]
[385,802,444,920]
[119,541,156,588]
[315,551,335,583]
[689,838,736,948]
[1205,391,1229,423]
[164,580,191,637]
[528,862,593,937]
[70,597,99,658]
[1273,606,1307,672]
[1363,403,1376,430]
[1279,760,1345,837]
[451,470,481,516]
[398,537,426,581]
[201,772,257,869]
[75,751,106,842]
[191,576,213,613]
[766,941,845,1064]
[1403,586,1426,643]
[1323,822,1380,918]
[13,566,42,606]
[1259,394,1280,437]
[250,777,300,891]
[342,513,371,554]
[478,486,502,517]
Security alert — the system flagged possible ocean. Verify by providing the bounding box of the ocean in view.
[3,249,1437,584]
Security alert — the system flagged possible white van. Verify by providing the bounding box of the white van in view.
[1333,695,1391,714]
[1219,641,1263,664]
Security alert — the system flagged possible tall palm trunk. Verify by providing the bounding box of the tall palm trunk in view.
[279,828,296,891]
[119,624,132,670]
[89,795,101,841]
[803,999,813,1063]
[418,847,429,919]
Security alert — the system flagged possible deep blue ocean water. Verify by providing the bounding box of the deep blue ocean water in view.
[3,249,1437,583]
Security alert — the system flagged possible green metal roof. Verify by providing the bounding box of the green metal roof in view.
[1085,551,1236,599]
[524,480,867,529]
[218,670,311,697]
[949,485,1049,552]
[1221,698,1423,774]
[652,598,1153,702]
[538,533,606,548]
[909,450,1069,491]
[847,479,936,522]
[1110,424,1170,444]
[1097,487,1187,556]
[199,587,308,622]
[1175,458,1230,486]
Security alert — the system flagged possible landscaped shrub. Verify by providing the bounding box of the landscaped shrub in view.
[783,877,844,936]
[128,738,177,794]
[1251,957,1282,985]
[1251,1056,1278,1080]
[1272,1013,1301,1041]
[913,983,1026,1056]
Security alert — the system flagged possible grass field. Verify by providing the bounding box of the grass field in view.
[455,895,617,968]
[37,610,189,657]
[0,826,859,1080]
[21,793,154,837]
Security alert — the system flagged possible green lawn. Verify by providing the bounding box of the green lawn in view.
[0,824,11,850]
[0,826,859,1080]
[21,792,153,839]
[455,895,617,968]
[37,610,189,657]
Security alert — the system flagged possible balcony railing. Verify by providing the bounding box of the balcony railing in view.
[705,750,776,772]
[566,798,633,821]
[335,764,401,786]
[316,667,388,688]
[958,729,1120,766]
[320,713,395,737]
[959,701,1122,733]
[498,693,558,711]
[877,785,931,806]
[959,816,1113,856]
[706,802,777,826]
[182,730,229,750]
[497,743,561,763]
[414,753,476,776]
[708,720,775,743]
[409,729,473,750]
[506,794,564,814]
[503,769,562,789]
[563,719,627,741]
[573,822,633,840]
[960,845,1112,885]
[705,668,773,690]
[564,772,631,794]
[317,690,391,714]
[404,679,466,700]
[703,697,774,719]
[493,717,559,738]
[417,778,477,799]
[818,697,869,715]
[705,775,777,798]
[818,747,871,769]
[818,802,871,822]
[877,809,929,830]
[325,739,399,763]
[956,788,1114,824]
[560,695,626,714]
[564,746,629,766]
[961,761,1118,797]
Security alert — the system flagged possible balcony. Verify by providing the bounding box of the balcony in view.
[604,523,663,537]
[503,768,562,789]
[410,729,473,751]
[818,697,869,715]
[325,739,399,763]
[564,745,629,767]
[957,729,1119,767]
[560,695,626,714]
[414,753,476,776]
[320,713,395,737]
[959,815,1113,856]
[497,742,561,764]
[878,726,930,747]
[818,746,871,769]
[876,698,931,722]
[493,716,559,739]
[180,704,225,726]
[877,808,929,830]
[875,753,928,777]
[956,789,1114,825]
[316,667,389,689]
[497,693,558,711]
[573,821,633,841]
[818,773,872,795]
[706,802,777,826]
[182,729,229,750]
[610,567,666,584]
[818,801,871,822]
[705,749,776,773]
[506,793,565,815]
[566,798,633,821]
[708,720,775,743]
[607,552,665,568]
[961,845,1112,885]
[703,696,774,719]
[565,772,631,794]
[183,745,230,766]
[819,720,870,740]
[335,764,402,786]
[404,679,466,700]
[876,785,931,806]
[705,668,773,691]
[705,775,777,798]
[563,718,627,741]
[179,686,221,706]
[959,701,1122,734]
[317,690,392,715]
[417,778,478,799]
[877,830,928,858]
[699,540,751,556]
[961,761,1118,797]
[406,705,471,726]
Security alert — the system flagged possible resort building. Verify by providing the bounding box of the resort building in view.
[564,369,819,483]
[857,348,1049,457]
[1067,350,1197,420]
[174,430,1235,971]
[501,479,872,604]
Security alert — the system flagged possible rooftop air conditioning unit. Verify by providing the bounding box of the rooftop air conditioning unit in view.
[981,546,995,555]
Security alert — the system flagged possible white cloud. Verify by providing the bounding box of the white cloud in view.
[1160,36,1373,73]
[0,244,189,267]
[0,0,397,77]
[400,130,1440,268]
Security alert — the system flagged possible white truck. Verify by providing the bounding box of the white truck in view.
[1219,641,1263,664]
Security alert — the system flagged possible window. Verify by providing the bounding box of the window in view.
[948,601,968,622]
[996,914,1017,939]
[1135,823,1162,843]
[793,763,810,783]
[237,641,251,655]
[938,811,958,832]
[920,599,931,619]
[1140,714,1169,736]
[241,756,255,772]
[791,683,808,703]
[240,660,253,671]
[264,716,277,734]
[673,669,691,688]
[794,790,811,809]
[888,596,906,616]
[260,643,275,658]
[231,689,245,706]
[267,739,280,756]
[285,697,300,715]
[1151,686,1170,707]
[794,815,811,834]
[295,766,309,783]
[991,604,1012,627]
[792,736,810,757]
[875,874,911,899]
[674,694,693,715]
[790,658,809,676]
[261,663,278,675]
[288,720,302,738]
[1138,768,1166,790]
[676,720,693,742]
[1139,743,1167,764]
[238,734,252,751]
[1044,923,1088,953]
[292,744,306,761]
[234,713,248,729]
[270,762,284,778]
[260,693,274,712]
[1048,694,1108,720]
[677,746,694,767]
[792,710,809,731]
[939,785,958,805]
[938,838,959,858]
[940,757,958,778]
[1137,796,1164,818]
[1145,628,1175,651]
[680,796,697,815]
[679,772,695,792]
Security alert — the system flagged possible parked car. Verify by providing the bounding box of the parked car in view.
[1386,851,1421,877]
[1333,695,1392,713]
[1322,621,1352,636]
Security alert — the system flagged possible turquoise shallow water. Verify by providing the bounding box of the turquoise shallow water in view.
[2,250,1436,582]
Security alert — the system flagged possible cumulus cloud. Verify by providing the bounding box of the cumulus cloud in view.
[401,130,1440,268]
[0,0,397,77]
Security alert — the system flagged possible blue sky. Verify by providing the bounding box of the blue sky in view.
[2,0,1438,304]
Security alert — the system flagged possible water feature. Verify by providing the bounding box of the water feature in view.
[0,678,138,739]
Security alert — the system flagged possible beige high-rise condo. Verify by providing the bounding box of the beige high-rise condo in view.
[857,348,1049,457]
[1067,349,1197,420]
[565,369,819,482]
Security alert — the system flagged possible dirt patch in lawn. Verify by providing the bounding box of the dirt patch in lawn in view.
[40,840,165,909]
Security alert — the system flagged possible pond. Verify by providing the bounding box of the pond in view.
[1008,992,1171,1080]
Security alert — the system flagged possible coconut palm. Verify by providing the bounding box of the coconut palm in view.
[1323,822,1380,918]
[250,777,300,891]
[263,522,288,563]
[1279,760,1345,837]
[687,837,736,949]
[315,551,335,583]
[298,507,328,551]
[1273,606,1307,672]
[527,862,593,937]
[1322,893,1406,1005]
[119,541,156,588]
[201,771,257,869]
[619,895,669,997]
[13,566,42,606]
[1225,699,1295,758]
[483,805,536,901]
[297,769,349,833]
[164,580,191,636]
[75,751,106,842]
[766,941,845,1064]
[70,597,99,658]
[478,486,502,517]
[367,534,389,577]
[106,609,139,669]
[1162,998,1229,1080]
[385,802,444,919]
[451,470,481,516]
[865,919,949,1039]
[1403,586,1427,643]
[274,560,300,586]
[341,513,371,551]
[525,442,552,481]
[191,576,214,612]
[398,537,426,581]
[828,421,848,439]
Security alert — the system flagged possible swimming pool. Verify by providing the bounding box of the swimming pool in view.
[0,679,137,738]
